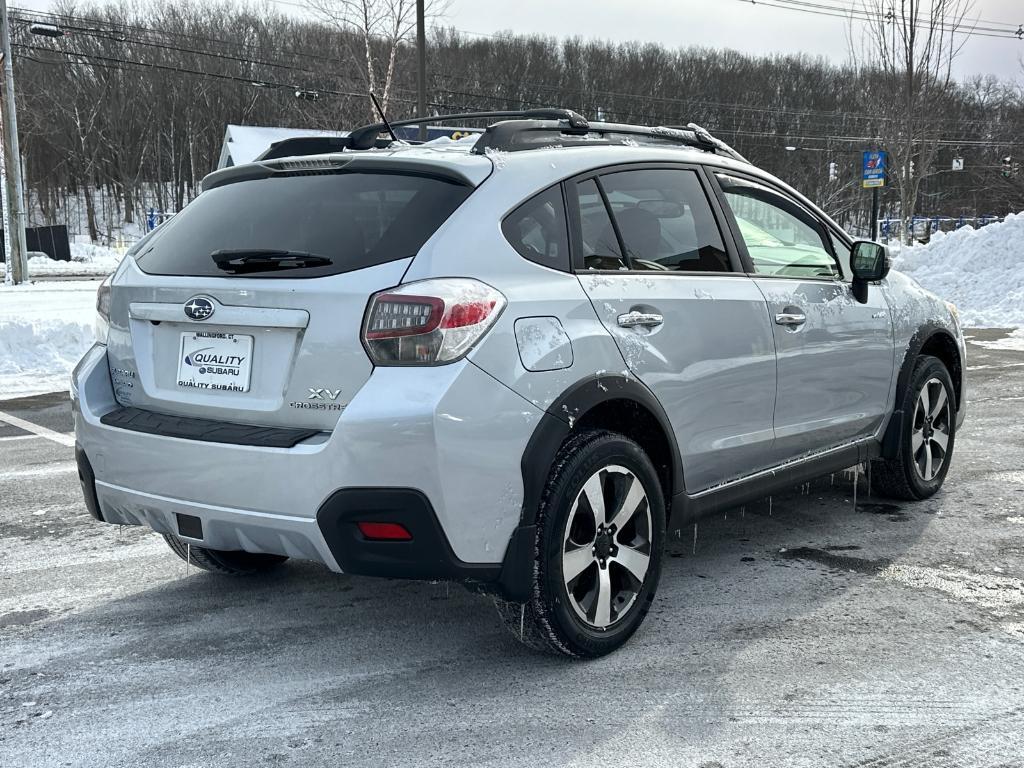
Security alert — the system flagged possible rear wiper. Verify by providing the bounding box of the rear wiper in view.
[211,249,333,273]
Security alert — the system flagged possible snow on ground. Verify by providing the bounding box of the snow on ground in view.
[893,212,1024,328]
[23,243,124,278]
[0,281,100,400]
[968,328,1024,352]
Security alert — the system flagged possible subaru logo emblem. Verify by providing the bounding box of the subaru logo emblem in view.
[184,296,215,321]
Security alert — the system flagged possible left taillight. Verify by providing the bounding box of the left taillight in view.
[95,274,112,342]
[362,278,506,365]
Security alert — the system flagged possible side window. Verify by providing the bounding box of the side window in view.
[502,184,570,271]
[576,178,627,271]
[716,174,840,279]
[598,169,730,272]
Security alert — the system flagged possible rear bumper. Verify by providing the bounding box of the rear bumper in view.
[72,344,544,576]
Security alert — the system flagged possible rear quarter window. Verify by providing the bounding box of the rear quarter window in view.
[501,185,571,272]
[136,172,472,278]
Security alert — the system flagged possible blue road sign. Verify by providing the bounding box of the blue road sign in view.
[863,150,887,189]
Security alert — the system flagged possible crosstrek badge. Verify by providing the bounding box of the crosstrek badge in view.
[176,331,254,392]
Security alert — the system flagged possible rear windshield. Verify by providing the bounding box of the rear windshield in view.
[135,172,472,278]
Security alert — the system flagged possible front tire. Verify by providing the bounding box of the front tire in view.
[872,354,957,500]
[496,430,666,657]
[163,534,288,575]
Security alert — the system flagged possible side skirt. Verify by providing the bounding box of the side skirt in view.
[670,438,882,525]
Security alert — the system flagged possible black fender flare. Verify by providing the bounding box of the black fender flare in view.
[882,322,961,458]
[496,374,684,601]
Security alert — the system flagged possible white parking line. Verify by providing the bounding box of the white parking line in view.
[0,461,78,480]
[0,410,75,447]
[0,434,43,442]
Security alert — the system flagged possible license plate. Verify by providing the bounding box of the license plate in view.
[177,331,254,393]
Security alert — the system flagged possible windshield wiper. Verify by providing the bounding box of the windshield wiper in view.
[211,249,333,273]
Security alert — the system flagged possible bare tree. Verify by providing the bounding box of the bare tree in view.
[852,0,974,243]
[306,0,447,119]
[13,1,1024,245]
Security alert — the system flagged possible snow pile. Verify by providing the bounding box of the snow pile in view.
[893,213,1024,328]
[25,243,124,277]
[0,281,100,399]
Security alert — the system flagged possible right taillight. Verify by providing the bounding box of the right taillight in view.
[95,274,112,342]
[362,278,506,365]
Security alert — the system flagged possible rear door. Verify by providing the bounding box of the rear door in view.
[105,166,473,430]
[711,172,894,462]
[571,165,778,493]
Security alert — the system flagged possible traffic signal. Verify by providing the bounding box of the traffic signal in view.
[1002,157,1013,178]
[828,162,838,182]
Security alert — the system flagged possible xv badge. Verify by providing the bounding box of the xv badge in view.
[308,388,342,400]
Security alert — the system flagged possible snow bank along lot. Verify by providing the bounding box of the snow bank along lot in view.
[26,242,124,277]
[893,212,1024,329]
[0,282,99,400]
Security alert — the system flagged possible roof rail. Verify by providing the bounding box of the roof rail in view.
[262,110,748,164]
[666,124,748,164]
[346,109,590,150]
[471,119,746,161]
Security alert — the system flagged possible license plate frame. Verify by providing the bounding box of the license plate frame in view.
[176,331,254,393]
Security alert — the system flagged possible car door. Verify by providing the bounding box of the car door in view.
[711,171,894,463]
[571,165,777,493]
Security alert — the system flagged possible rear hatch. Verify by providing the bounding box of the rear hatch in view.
[105,158,478,431]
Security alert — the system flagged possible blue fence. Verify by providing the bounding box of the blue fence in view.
[880,215,1006,242]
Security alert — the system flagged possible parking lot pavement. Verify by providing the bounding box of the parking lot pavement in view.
[1,331,1023,768]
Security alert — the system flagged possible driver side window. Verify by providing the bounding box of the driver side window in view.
[716,174,840,279]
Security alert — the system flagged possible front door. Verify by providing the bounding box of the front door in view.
[570,166,778,493]
[712,172,894,462]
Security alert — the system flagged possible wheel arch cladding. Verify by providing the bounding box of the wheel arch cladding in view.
[518,374,684,529]
[883,324,962,458]
[919,331,962,410]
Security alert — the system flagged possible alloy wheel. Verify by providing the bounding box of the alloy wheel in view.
[561,464,653,630]
[911,377,952,482]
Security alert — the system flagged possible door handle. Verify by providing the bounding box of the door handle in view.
[617,311,664,328]
[775,311,806,326]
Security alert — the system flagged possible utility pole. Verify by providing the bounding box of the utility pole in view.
[416,0,427,142]
[870,186,880,241]
[0,0,27,285]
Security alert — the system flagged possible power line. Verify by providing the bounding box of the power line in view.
[737,0,1024,40]
[12,42,374,101]
[18,20,322,76]
[765,0,1021,33]
[14,4,1016,133]
[13,4,1023,150]
[11,6,350,71]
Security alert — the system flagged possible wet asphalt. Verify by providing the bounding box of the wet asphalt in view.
[1,329,1023,767]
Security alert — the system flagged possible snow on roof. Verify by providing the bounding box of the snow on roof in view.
[218,125,349,169]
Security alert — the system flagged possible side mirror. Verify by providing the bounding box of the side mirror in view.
[850,240,890,303]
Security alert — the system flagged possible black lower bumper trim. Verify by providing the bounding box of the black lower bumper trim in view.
[316,488,501,583]
[100,406,320,448]
[75,445,105,522]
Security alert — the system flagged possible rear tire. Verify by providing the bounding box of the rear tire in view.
[163,534,288,575]
[872,355,956,500]
[495,429,666,658]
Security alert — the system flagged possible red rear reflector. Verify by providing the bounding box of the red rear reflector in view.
[357,522,413,541]
[441,300,497,329]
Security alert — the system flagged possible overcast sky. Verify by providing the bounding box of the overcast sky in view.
[445,0,1023,81]
[15,0,1024,81]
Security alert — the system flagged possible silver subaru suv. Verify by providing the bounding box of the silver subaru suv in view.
[73,109,966,657]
